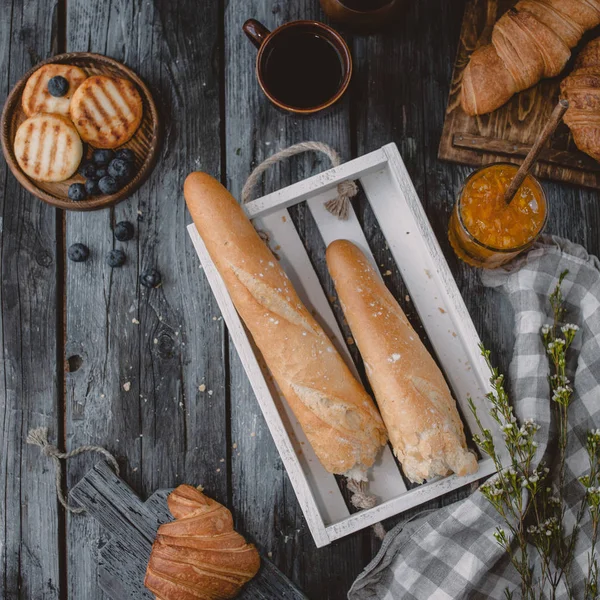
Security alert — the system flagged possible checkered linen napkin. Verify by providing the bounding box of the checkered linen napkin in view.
[349,236,600,600]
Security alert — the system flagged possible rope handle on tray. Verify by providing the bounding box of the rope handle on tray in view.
[241,141,358,220]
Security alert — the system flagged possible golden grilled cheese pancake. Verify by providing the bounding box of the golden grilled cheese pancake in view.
[14,114,83,182]
[70,75,143,148]
[22,64,87,117]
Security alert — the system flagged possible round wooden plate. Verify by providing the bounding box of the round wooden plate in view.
[1,52,161,211]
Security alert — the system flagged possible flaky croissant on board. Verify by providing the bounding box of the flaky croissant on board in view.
[145,485,260,600]
[461,0,600,116]
[561,38,600,162]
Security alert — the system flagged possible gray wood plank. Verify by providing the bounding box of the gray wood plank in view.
[0,1,62,598]
[64,1,225,598]
[224,2,370,599]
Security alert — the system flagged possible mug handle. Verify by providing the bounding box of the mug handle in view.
[243,19,271,49]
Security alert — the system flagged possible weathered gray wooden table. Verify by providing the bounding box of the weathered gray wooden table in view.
[1,1,598,599]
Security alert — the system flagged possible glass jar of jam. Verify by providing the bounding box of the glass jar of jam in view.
[448,164,547,269]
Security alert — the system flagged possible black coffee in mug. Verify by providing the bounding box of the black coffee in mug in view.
[262,30,344,110]
[244,19,352,114]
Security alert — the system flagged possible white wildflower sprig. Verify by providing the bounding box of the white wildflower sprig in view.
[469,270,599,599]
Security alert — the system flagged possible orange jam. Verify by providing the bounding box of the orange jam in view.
[448,164,547,268]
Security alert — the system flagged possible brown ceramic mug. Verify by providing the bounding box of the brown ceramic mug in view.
[243,19,352,115]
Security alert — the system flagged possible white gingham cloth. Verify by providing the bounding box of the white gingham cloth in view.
[349,236,600,600]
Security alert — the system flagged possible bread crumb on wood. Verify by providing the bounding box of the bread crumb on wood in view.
[132,318,139,325]
[383,270,392,276]
[123,382,131,392]
[199,383,206,392]
[347,336,355,345]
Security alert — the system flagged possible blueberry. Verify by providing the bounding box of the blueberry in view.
[67,243,89,263]
[115,148,135,163]
[48,75,69,97]
[108,158,133,182]
[78,162,97,179]
[95,167,108,180]
[68,183,87,202]
[85,179,100,196]
[140,268,162,289]
[92,149,115,166]
[106,249,126,268]
[98,175,119,195]
[114,221,134,242]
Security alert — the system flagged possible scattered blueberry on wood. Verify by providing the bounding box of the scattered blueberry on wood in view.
[68,183,87,201]
[106,249,126,268]
[98,175,119,195]
[79,162,97,179]
[140,268,162,288]
[95,167,108,180]
[108,158,133,183]
[47,75,69,97]
[114,221,134,241]
[93,149,115,166]
[115,148,135,163]
[68,243,89,263]
[85,179,100,196]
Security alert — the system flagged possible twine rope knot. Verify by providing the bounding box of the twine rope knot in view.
[26,427,119,514]
[348,479,386,540]
[241,141,357,220]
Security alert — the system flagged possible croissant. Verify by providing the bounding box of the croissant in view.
[145,485,260,600]
[461,0,600,116]
[561,38,600,161]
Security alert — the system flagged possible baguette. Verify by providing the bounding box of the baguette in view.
[184,173,387,477]
[326,240,478,483]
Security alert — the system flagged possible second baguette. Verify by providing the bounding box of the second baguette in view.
[184,173,387,477]
[326,240,478,483]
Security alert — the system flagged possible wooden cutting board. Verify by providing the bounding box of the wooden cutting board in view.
[439,0,600,190]
[69,461,309,600]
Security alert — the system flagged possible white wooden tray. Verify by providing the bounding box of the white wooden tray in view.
[187,143,502,547]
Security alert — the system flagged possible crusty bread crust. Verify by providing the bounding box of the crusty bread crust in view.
[326,240,478,483]
[184,173,387,476]
[145,485,260,600]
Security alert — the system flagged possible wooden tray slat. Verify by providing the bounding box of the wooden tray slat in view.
[439,0,600,190]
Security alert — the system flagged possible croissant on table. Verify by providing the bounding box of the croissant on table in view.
[145,485,260,600]
[561,38,600,162]
[461,0,600,116]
